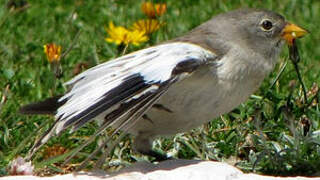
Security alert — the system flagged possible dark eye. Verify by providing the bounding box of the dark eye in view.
[261,20,273,31]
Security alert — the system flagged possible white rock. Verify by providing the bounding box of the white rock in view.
[1,160,319,180]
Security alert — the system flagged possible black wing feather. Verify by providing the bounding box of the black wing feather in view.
[61,73,150,130]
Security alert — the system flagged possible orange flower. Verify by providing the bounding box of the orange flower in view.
[43,43,61,63]
[132,19,163,34]
[141,2,166,19]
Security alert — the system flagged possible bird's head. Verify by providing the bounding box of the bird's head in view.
[212,9,308,59]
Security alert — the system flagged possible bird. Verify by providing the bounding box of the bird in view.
[20,8,308,167]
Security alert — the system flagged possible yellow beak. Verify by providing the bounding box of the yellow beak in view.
[281,23,308,45]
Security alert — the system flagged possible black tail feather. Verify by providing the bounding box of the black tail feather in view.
[19,96,65,115]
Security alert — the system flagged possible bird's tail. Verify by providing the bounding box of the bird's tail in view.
[19,96,65,115]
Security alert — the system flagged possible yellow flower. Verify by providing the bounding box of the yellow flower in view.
[131,19,163,34]
[105,22,129,45]
[105,22,148,46]
[141,2,166,19]
[44,43,61,63]
[127,30,149,46]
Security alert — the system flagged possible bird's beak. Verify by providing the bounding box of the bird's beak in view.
[281,22,308,45]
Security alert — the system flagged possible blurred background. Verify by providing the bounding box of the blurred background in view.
[0,0,319,176]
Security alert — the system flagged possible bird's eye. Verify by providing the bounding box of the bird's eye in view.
[261,19,273,31]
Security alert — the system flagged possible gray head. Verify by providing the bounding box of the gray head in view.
[208,9,287,59]
[178,8,307,59]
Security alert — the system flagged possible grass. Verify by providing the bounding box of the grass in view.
[0,0,320,176]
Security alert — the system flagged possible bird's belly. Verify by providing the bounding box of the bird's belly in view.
[130,69,262,137]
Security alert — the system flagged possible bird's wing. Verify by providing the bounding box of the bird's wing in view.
[56,42,216,132]
[27,42,217,158]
